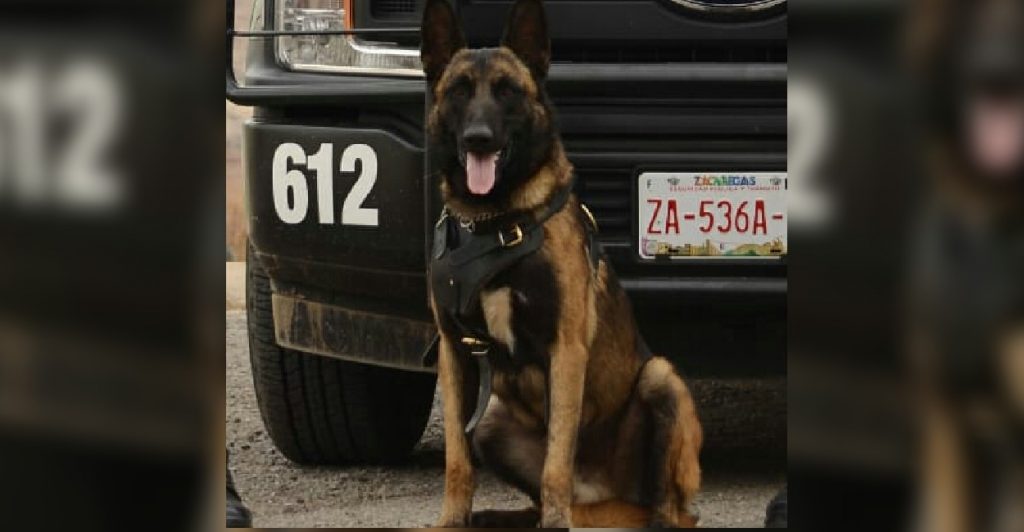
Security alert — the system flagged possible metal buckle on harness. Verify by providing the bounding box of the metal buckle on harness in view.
[498,225,524,247]
[461,336,490,356]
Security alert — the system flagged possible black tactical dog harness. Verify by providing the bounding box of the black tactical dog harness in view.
[427,180,603,434]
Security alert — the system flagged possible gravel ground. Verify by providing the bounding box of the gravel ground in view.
[227,309,786,527]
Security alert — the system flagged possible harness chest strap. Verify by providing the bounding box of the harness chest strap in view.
[426,179,606,434]
[429,182,574,321]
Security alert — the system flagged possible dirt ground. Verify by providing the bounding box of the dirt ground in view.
[227,278,786,527]
[225,100,250,261]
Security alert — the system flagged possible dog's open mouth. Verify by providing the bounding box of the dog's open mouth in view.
[967,93,1024,179]
[459,148,507,195]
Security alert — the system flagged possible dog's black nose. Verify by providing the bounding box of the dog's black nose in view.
[462,124,494,149]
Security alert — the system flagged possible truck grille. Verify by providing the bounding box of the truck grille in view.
[563,100,788,258]
[574,167,633,243]
[370,0,417,19]
[552,43,787,64]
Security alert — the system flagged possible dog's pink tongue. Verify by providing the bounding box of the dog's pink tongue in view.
[969,96,1024,178]
[466,152,498,195]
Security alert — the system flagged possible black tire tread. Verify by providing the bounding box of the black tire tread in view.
[245,244,436,465]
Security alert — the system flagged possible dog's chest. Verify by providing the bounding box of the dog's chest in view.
[479,252,560,361]
[480,288,518,353]
[479,285,552,423]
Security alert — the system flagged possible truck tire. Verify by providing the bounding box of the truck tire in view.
[246,245,437,464]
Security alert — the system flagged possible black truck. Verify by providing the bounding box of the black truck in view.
[227,0,786,465]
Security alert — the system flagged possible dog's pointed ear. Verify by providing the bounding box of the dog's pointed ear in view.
[421,0,466,87]
[501,0,551,80]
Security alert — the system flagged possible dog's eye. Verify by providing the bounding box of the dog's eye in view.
[447,78,472,99]
[493,79,521,99]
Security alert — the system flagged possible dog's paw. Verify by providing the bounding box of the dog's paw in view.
[539,508,572,528]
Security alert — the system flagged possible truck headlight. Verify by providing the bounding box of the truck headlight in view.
[276,0,422,76]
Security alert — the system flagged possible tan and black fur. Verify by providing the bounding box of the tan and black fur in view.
[422,0,702,527]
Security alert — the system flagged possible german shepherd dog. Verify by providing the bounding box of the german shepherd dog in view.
[907,0,1024,530]
[421,0,702,527]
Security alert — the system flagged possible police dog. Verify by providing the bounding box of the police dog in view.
[421,0,702,527]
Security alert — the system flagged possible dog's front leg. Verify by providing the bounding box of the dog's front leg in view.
[540,338,587,527]
[437,335,476,527]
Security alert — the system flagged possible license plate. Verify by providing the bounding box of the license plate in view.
[637,171,787,259]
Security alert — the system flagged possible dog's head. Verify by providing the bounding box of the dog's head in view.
[952,0,1024,189]
[421,0,563,216]
[911,0,1024,203]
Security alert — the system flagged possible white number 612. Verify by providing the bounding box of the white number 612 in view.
[271,142,379,227]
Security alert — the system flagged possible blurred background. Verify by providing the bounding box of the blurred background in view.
[789,0,1023,531]
[0,1,223,531]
